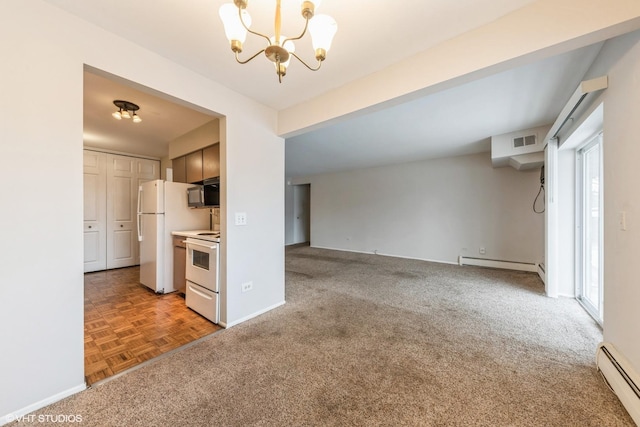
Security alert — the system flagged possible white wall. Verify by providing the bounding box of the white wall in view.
[301,153,543,265]
[578,29,640,375]
[222,114,285,326]
[0,1,284,421]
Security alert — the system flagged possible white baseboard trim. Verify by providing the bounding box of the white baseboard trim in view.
[2,383,86,426]
[558,292,576,299]
[458,256,538,273]
[304,246,540,274]
[537,263,546,283]
[222,300,286,329]
[285,241,310,247]
[310,245,459,266]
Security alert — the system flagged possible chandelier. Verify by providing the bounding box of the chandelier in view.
[218,0,337,83]
[111,100,142,123]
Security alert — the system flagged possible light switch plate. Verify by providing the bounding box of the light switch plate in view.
[619,211,627,231]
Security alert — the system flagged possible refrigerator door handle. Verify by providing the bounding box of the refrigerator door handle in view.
[136,185,143,242]
[137,185,143,215]
[137,213,143,242]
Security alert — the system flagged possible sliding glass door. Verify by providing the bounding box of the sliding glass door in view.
[577,134,603,324]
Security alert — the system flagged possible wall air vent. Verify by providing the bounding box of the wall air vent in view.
[513,134,536,148]
[491,125,550,170]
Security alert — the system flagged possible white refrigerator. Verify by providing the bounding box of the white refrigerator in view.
[137,180,210,293]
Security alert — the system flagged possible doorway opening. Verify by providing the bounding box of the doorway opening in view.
[293,184,311,244]
[82,66,224,384]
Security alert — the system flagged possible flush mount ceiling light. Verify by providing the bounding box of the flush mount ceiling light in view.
[219,0,337,83]
[112,100,142,123]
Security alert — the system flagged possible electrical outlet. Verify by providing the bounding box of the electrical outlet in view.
[479,247,486,255]
[241,281,253,293]
[235,212,247,226]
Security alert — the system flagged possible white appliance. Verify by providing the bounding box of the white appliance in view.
[184,233,220,324]
[137,180,210,293]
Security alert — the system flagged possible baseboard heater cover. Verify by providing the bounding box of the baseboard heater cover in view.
[596,342,640,425]
[458,256,538,273]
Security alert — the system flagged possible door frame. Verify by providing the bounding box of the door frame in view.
[575,132,604,324]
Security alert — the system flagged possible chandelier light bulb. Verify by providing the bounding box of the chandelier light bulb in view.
[112,110,122,120]
[308,14,337,57]
[121,110,131,119]
[132,113,142,123]
[219,3,251,45]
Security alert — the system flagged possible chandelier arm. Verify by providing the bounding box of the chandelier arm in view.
[282,17,310,45]
[237,7,271,45]
[290,52,322,71]
[235,49,266,65]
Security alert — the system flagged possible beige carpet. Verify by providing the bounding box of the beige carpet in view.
[12,246,633,426]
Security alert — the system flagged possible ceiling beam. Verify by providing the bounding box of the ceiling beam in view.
[278,0,640,138]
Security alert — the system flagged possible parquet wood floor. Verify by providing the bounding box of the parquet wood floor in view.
[84,266,221,385]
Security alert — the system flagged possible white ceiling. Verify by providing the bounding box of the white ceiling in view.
[46,0,538,110]
[285,43,603,176]
[83,71,217,158]
[47,0,607,176]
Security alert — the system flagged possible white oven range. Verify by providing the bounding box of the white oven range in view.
[184,233,220,324]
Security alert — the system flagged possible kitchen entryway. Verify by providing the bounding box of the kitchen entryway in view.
[84,266,221,385]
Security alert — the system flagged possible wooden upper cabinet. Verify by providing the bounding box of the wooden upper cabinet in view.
[186,151,203,183]
[173,144,220,184]
[172,156,187,183]
[203,144,220,180]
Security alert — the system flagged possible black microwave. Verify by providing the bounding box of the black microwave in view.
[187,177,220,208]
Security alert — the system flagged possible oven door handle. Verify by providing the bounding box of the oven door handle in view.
[188,284,214,300]
[186,240,217,250]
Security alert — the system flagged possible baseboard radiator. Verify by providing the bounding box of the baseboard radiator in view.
[596,342,640,425]
[458,256,538,273]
